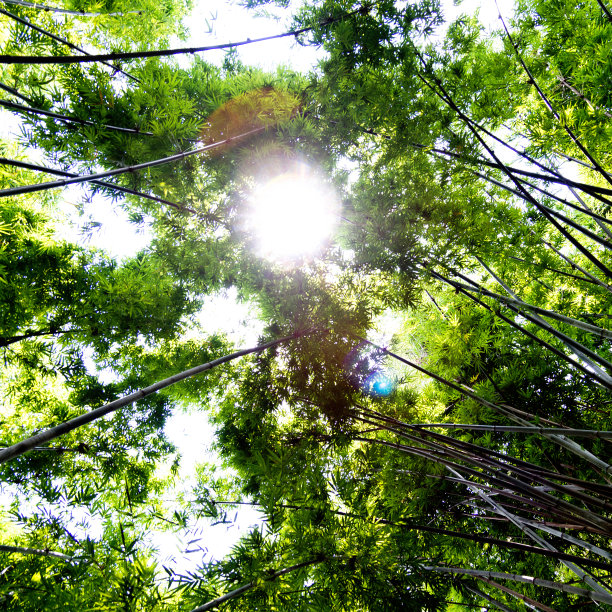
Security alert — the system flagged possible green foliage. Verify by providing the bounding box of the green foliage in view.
[2,0,612,609]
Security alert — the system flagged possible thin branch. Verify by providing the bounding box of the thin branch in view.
[496,2,612,186]
[1,157,220,223]
[400,423,612,439]
[444,466,612,596]
[465,585,513,612]
[0,80,38,106]
[595,0,612,22]
[557,74,612,119]
[436,267,612,387]
[210,498,610,568]
[357,331,612,475]
[477,577,555,612]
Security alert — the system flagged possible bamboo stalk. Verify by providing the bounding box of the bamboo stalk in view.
[356,406,612,497]
[424,566,612,605]
[360,419,612,528]
[0,98,152,134]
[355,433,612,535]
[357,332,612,473]
[448,465,612,596]
[0,81,38,106]
[465,585,513,612]
[437,268,612,385]
[0,0,142,17]
[1,157,220,224]
[0,7,138,82]
[472,169,612,277]
[394,423,612,439]
[521,520,612,561]
[0,9,364,64]
[595,0,612,21]
[431,268,612,387]
[0,331,313,464]
[455,266,612,341]
[459,263,612,379]
[477,577,556,612]
[538,233,612,292]
[0,125,266,198]
[190,558,324,612]
[408,43,612,279]
[496,5,612,187]
[503,254,598,286]
[210,498,610,572]
[0,544,72,561]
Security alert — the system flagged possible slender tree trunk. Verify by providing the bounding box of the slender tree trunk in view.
[0,0,142,17]
[443,466,612,596]
[394,422,612,440]
[465,585,513,612]
[433,268,612,389]
[497,10,612,186]
[210,499,611,570]
[0,99,152,134]
[356,334,612,474]
[2,157,218,224]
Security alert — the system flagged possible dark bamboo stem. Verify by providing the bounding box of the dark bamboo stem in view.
[0,331,314,464]
[190,557,325,612]
[595,0,612,21]
[497,6,612,187]
[0,0,143,17]
[0,9,365,64]
[430,269,612,389]
[0,98,152,135]
[1,157,222,225]
[210,499,611,569]
[447,266,612,375]
[0,6,139,82]
[0,125,266,198]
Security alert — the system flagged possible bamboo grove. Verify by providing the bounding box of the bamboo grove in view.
[1,0,612,609]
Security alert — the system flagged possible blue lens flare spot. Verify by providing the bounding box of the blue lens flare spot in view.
[364,371,395,397]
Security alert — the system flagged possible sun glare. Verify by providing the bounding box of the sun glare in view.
[248,165,338,261]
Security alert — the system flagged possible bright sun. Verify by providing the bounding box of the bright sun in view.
[248,165,338,261]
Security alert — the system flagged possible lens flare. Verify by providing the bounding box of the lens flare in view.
[248,164,338,261]
[343,342,395,397]
[200,88,300,156]
[364,371,395,397]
